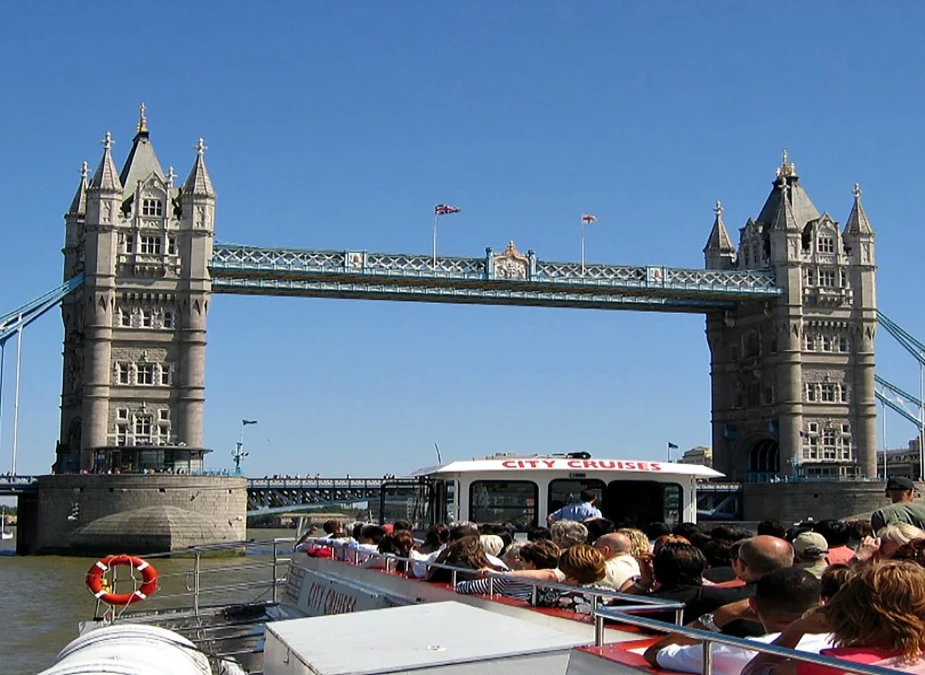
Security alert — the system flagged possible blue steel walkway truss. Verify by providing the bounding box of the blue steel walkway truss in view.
[209,244,782,313]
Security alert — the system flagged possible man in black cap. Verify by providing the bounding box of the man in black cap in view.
[871,476,925,532]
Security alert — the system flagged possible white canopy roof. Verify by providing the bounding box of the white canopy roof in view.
[410,457,724,479]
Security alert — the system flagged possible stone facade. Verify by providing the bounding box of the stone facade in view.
[20,474,246,554]
[704,154,877,483]
[741,481,915,523]
[57,107,215,472]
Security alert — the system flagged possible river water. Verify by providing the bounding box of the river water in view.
[0,527,296,675]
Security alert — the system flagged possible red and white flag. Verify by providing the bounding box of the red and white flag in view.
[435,204,461,216]
[581,214,598,224]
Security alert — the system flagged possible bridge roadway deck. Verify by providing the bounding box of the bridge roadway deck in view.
[2,476,744,519]
[209,244,782,313]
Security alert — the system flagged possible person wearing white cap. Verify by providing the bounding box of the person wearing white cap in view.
[791,532,828,579]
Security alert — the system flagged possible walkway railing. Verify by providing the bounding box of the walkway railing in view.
[594,608,903,675]
[316,540,688,632]
[95,538,292,622]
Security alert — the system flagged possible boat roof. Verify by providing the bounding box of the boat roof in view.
[410,456,724,479]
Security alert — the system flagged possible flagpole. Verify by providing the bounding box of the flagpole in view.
[433,210,438,271]
[580,220,586,275]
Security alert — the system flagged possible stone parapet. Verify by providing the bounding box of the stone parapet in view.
[741,481,913,523]
[22,474,246,555]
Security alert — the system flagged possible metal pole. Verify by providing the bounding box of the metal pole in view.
[433,212,438,270]
[881,398,887,480]
[11,324,22,475]
[920,362,924,482]
[272,540,279,603]
[0,341,5,473]
[703,640,714,675]
[193,550,202,616]
[580,222,586,275]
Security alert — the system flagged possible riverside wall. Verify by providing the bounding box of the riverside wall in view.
[741,481,911,523]
[20,474,247,555]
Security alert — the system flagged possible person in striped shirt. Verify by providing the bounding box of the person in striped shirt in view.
[455,539,560,601]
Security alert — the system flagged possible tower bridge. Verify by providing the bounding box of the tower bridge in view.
[2,107,923,552]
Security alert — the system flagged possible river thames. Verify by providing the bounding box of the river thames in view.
[0,527,295,674]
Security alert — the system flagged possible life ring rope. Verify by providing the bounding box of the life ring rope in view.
[86,554,159,606]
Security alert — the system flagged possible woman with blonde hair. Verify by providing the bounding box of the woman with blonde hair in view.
[535,544,610,614]
[616,527,651,560]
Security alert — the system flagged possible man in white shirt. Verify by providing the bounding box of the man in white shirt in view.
[644,568,833,675]
[592,532,640,591]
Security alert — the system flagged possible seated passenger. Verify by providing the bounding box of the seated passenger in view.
[416,524,448,555]
[685,535,794,637]
[645,568,831,675]
[550,520,589,550]
[535,544,610,614]
[426,535,503,583]
[363,531,418,573]
[456,540,559,601]
[627,543,707,623]
[342,525,386,563]
[412,525,508,579]
[592,532,641,591]
[742,561,925,675]
[616,527,652,560]
[792,532,829,579]
[480,534,504,558]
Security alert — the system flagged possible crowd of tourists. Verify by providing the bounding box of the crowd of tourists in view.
[297,477,925,674]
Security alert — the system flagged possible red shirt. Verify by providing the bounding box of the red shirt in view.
[825,546,855,565]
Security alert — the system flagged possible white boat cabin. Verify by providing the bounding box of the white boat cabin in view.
[381,453,724,531]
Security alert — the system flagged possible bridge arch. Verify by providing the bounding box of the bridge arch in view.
[744,435,780,482]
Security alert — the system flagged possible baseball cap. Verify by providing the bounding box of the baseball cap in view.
[886,476,916,491]
[792,531,828,559]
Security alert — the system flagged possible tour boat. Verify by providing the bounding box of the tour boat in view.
[45,455,890,675]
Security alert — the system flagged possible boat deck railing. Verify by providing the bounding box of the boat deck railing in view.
[594,608,904,675]
[94,538,294,621]
[312,543,914,675]
[94,539,910,675]
[316,539,689,636]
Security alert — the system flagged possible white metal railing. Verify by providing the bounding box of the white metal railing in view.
[93,538,293,621]
[306,540,687,636]
[593,608,905,675]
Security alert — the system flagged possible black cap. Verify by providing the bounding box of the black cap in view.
[886,476,916,491]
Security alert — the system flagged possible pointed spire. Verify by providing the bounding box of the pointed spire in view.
[166,166,176,188]
[845,182,874,235]
[120,103,164,188]
[89,132,123,192]
[67,161,90,215]
[181,138,216,198]
[770,177,799,231]
[703,200,735,253]
[137,102,148,135]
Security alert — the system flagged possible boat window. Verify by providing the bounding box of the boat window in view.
[380,480,431,529]
[603,480,684,528]
[430,479,458,526]
[547,478,606,517]
[469,480,537,530]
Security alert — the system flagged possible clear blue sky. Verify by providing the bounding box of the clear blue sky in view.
[0,2,923,477]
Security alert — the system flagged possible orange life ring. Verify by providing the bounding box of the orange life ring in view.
[85,554,158,606]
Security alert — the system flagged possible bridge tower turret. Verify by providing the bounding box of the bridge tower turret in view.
[57,107,215,473]
[706,153,878,483]
[176,138,216,447]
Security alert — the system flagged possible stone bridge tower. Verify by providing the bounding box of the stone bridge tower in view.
[704,153,877,483]
[57,106,215,473]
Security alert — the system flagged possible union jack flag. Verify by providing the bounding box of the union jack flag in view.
[435,204,461,216]
[581,214,598,224]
